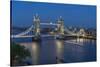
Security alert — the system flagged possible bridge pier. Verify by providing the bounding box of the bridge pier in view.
[32,35,41,42]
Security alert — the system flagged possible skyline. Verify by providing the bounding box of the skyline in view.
[11,1,96,28]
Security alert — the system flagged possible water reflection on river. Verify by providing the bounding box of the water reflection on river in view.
[55,40,64,63]
[18,38,96,65]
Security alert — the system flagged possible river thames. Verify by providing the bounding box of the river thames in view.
[12,36,96,65]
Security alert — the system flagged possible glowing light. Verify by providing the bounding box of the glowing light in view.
[50,22,53,24]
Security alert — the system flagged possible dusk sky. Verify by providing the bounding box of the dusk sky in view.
[11,1,96,28]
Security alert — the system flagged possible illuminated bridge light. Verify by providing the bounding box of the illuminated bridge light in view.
[50,22,53,24]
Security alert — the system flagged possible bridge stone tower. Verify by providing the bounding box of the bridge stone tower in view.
[79,28,86,37]
[33,14,41,39]
[57,16,64,35]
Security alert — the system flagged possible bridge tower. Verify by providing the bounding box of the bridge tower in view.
[78,28,86,37]
[57,16,64,35]
[33,14,41,40]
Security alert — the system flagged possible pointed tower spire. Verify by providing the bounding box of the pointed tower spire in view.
[35,13,39,19]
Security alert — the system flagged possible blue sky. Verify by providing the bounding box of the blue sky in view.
[11,1,96,28]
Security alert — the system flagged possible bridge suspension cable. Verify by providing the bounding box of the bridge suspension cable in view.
[64,27,77,36]
[11,25,34,37]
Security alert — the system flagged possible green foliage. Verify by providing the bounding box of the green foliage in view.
[11,42,31,66]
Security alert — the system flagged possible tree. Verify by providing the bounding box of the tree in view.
[11,42,31,66]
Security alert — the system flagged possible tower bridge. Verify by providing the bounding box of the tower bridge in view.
[11,14,87,40]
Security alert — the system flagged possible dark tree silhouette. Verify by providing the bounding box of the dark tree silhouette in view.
[11,42,31,66]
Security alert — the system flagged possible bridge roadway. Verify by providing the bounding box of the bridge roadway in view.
[11,34,77,38]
